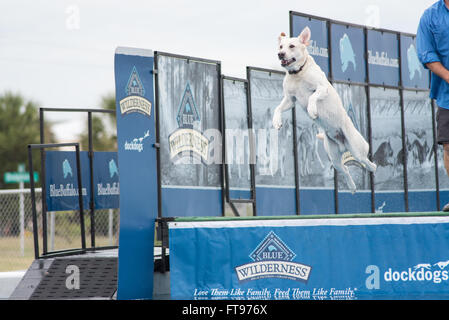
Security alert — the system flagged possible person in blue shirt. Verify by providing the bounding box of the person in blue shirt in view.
[417,0,449,211]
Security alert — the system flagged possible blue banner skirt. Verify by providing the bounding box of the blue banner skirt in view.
[169,214,449,300]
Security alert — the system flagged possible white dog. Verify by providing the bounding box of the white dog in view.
[272,27,376,193]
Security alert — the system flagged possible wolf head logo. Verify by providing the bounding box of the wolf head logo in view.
[109,159,119,178]
[62,159,73,179]
[407,44,422,80]
[339,33,356,73]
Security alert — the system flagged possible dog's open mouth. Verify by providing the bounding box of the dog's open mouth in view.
[281,57,296,67]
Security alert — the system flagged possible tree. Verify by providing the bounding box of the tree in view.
[79,93,117,151]
[0,91,55,189]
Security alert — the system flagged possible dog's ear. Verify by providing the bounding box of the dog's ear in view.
[278,32,286,44]
[298,27,311,46]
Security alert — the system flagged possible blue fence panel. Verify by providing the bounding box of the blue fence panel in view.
[249,69,297,215]
[291,15,329,77]
[331,23,366,83]
[45,150,90,211]
[157,54,223,217]
[367,30,400,86]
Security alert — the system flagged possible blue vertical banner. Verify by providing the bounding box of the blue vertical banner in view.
[330,24,366,83]
[93,151,120,209]
[291,14,329,77]
[45,151,90,211]
[400,35,430,89]
[367,30,400,86]
[114,47,158,300]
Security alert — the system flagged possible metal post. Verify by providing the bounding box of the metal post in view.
[398,33,409,212]
[75,144,86,250]
[28,146,39,260]
[432,99,441,210]
[19,181,25,256]
[39,108,48,254]
[364,27,376,213]
[246,68,257,216]
[217,62,226,216]
[153,52,163,218]
[326,20,339,214]
[289,16,301,215]
[49,212,55,251]
[221,76,231,204]
[108,209,113,246]
[246,80,257,216]
[88,111,95,247]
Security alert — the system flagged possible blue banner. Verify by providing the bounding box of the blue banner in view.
[114,47,158,300]
[169,215,449,299]
[330,24,366,83]
[367,30,399,86]
[45,151,90,211]
[45,151,120,211]
[291,15,329,77]
[93,151,119,209]
[400,35,430,89]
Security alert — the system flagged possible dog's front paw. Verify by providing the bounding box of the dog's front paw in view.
[272,111,283,130]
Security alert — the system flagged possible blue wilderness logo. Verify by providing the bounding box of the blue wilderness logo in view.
[168,83,209,162]
[234,231,312,283]
[119,66,152,117]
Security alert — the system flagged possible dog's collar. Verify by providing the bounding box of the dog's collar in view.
[288,59,307,75]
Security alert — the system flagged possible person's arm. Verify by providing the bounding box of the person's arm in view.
[426,61,449,84]
[416,11,446,79]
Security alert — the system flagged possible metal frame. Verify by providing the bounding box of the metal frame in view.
[28,143,86,259]
[153,51,226,218]
[221,75,257,216]
[289,11,436,213]
[38,107,116,256]
[36,107,117,257]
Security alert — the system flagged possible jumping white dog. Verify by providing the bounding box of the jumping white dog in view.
[272,27,376,193]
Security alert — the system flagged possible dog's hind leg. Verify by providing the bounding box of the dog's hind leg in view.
[342,125,377,173]
[324,134,357,194]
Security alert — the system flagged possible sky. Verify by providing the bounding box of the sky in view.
[0,0,437,141]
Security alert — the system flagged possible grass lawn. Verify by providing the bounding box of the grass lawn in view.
[0,233,117,272]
